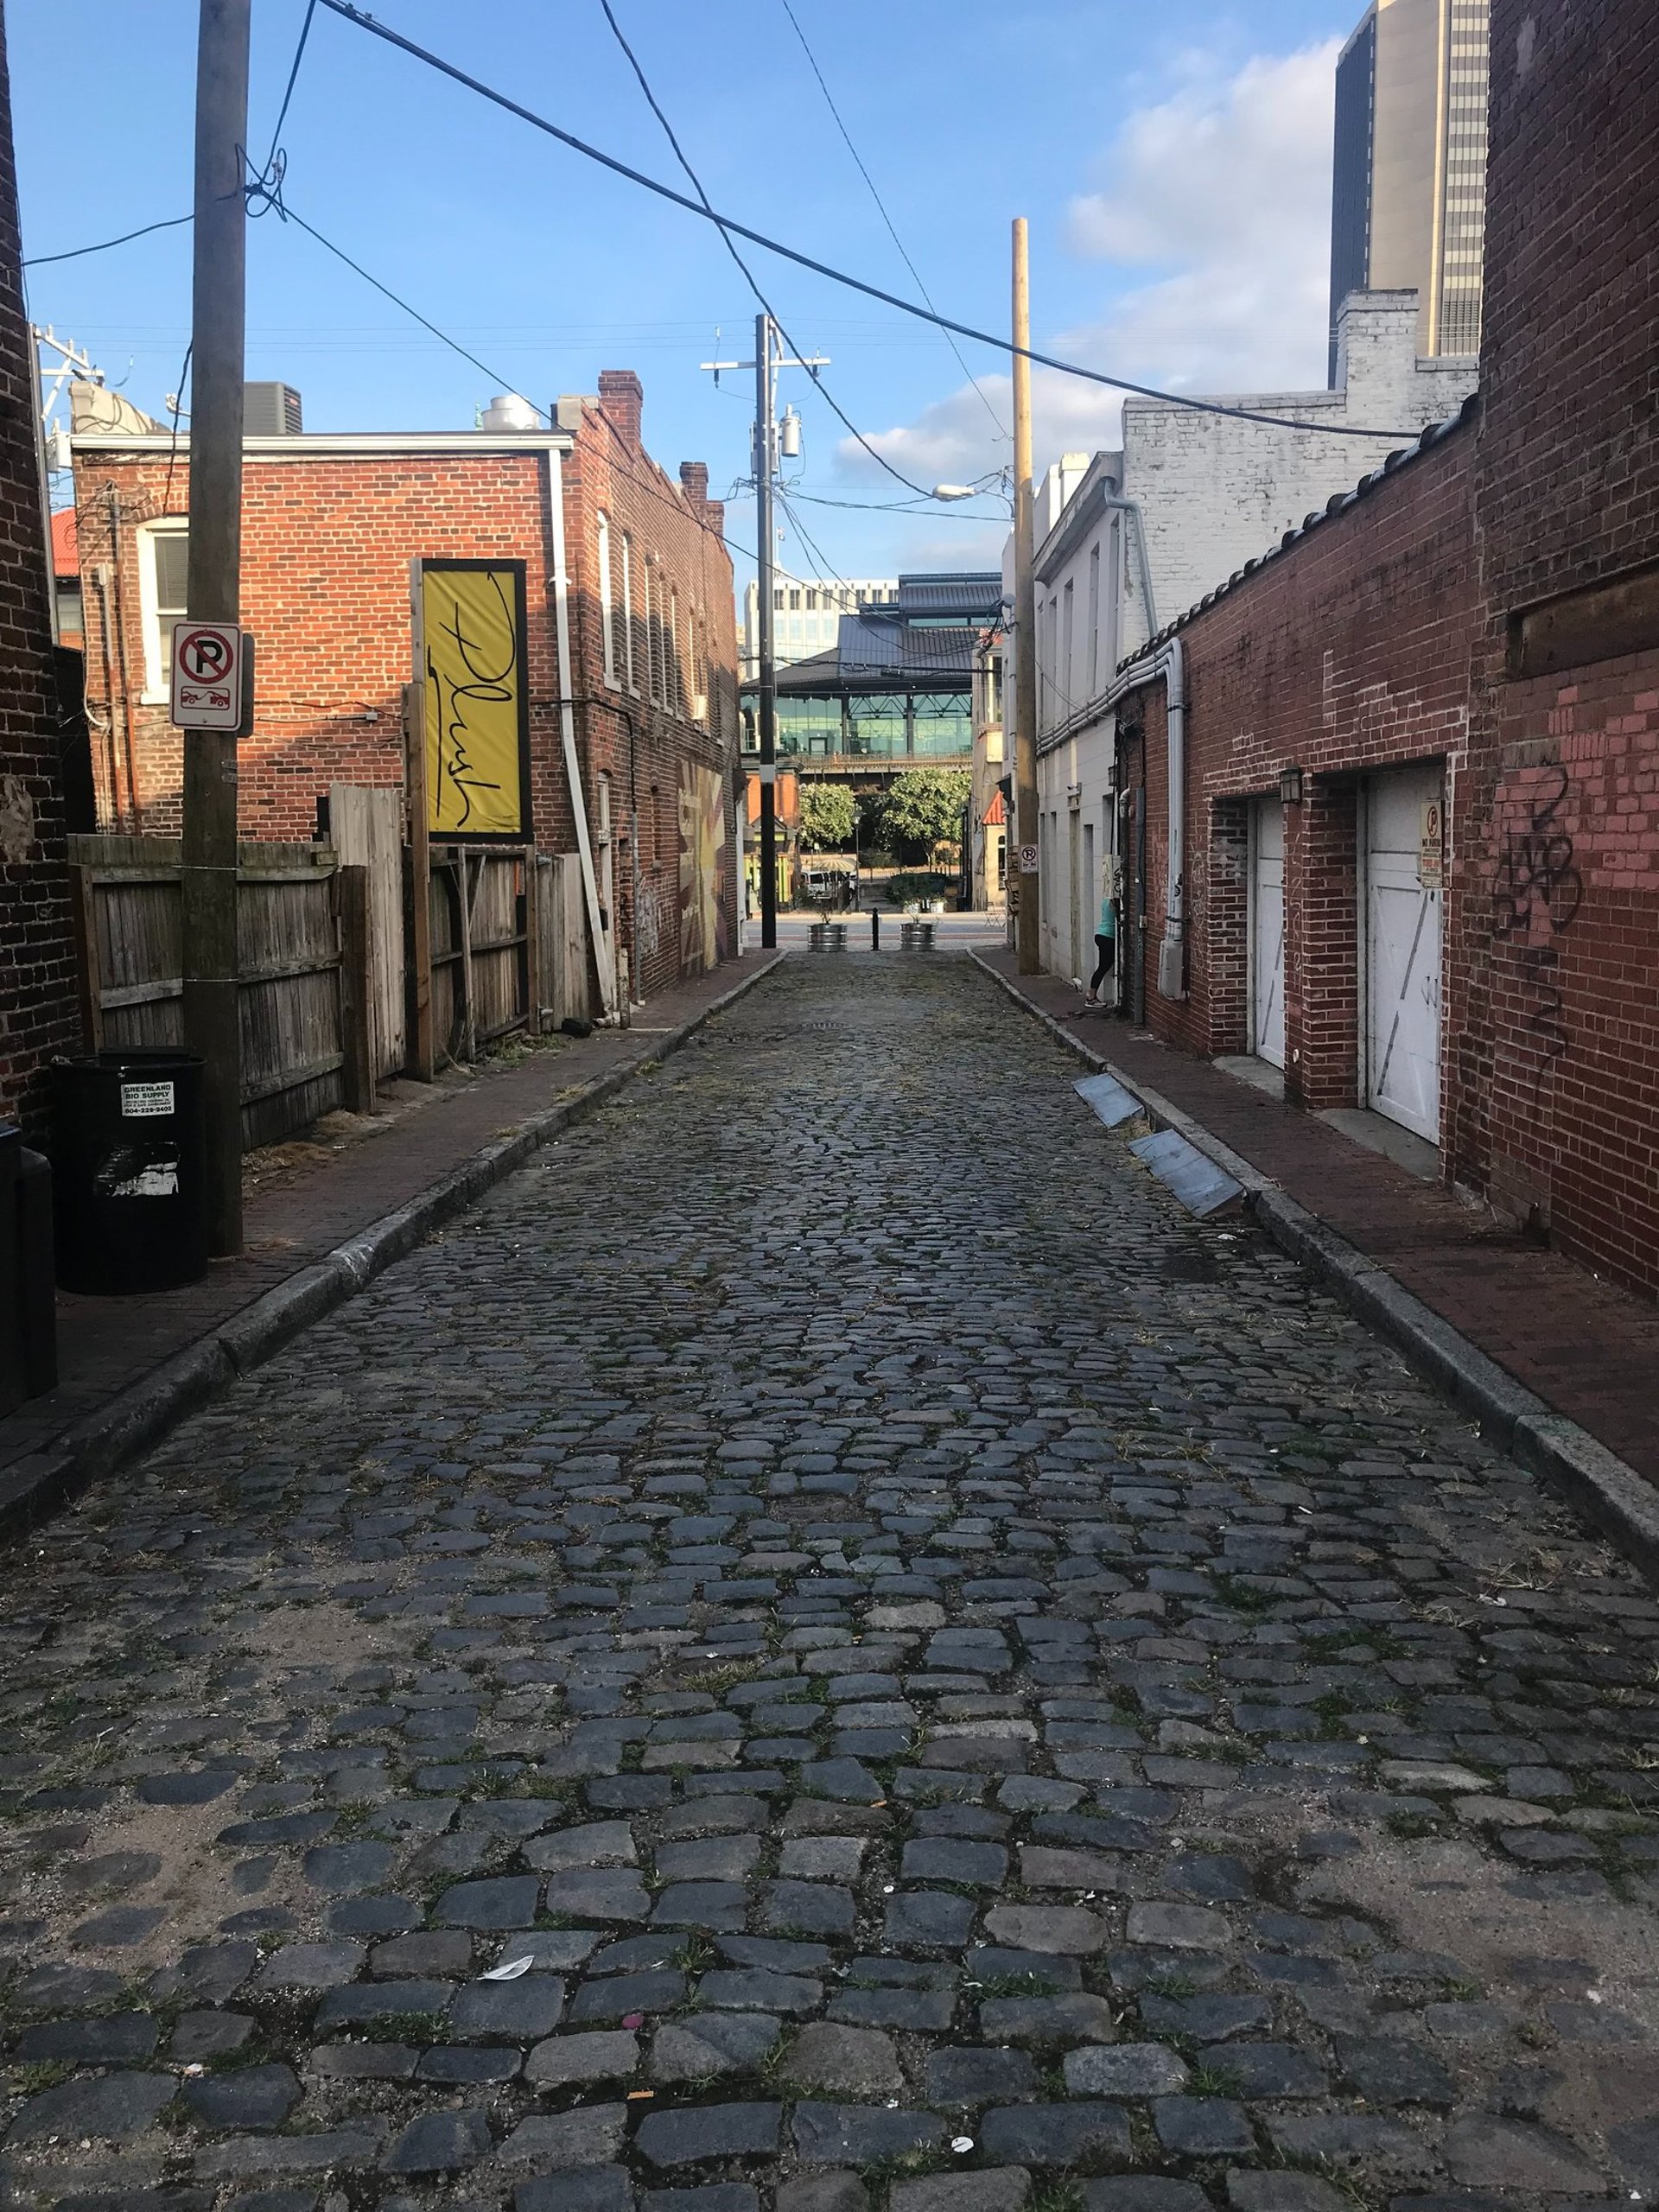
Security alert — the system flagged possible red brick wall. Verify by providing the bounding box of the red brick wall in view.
[561,373,739,996]
[0,10,79,1136]
[73,377,739,1000]
[1121,426,1477,1122]
[73,449,563,846]
[1463,0,1659,1294]
[1478,0,1659,617]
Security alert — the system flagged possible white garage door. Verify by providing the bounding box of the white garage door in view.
[1251,800,1286,1070]
[1365,766,1443,1142]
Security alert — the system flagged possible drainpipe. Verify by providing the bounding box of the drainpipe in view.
[1101,496,1157,640]
[1154,634,1186,1002]
[544,448,620,1022]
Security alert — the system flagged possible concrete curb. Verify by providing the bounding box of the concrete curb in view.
[970,949,1659,1584]
[1,954,786,1540]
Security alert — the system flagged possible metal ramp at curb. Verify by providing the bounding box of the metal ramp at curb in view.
[1073,1072,1143,1128]
[1128,1127,1244,1217]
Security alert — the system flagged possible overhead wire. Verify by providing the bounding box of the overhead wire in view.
[774,0,1007,442]
[22,210,195,268]
[773,480,850,590]
[260,0,320,179]
[594,0,931,499]
[312,0,1425,442]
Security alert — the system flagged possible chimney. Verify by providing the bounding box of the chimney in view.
[679,461,709,508]
[596,369,644,448]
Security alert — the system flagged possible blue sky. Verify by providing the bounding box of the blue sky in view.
[14,0,1362,595]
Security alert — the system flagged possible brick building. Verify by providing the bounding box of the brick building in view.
[1460,0,1659,1294]
[0,10,79,1138]
[1110,410,1477,1146]
[1102,0,1659,1301]
[73,368,739,1006]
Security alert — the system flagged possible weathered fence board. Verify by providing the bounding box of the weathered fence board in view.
[329,785,406,1078]
[428,847,534,1065]
[67,834,353,1150]
[537,853,590,1028]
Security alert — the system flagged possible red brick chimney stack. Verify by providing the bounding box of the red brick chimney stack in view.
[596,369,644,449]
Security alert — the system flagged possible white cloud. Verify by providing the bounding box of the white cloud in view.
[840,40,1339,491]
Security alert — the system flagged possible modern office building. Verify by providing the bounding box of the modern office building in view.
[1328,0,1490,378]
[740,572,1001,779]
[741,575,897,681]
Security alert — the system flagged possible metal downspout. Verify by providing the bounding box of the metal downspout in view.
[545,448,620,1022]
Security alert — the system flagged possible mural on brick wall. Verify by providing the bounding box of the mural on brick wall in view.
[677,763,725,973]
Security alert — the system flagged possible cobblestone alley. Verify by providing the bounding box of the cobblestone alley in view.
[4,954,1659,2212]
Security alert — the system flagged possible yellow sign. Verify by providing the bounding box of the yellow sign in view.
[418,561,530,840]
[1420,796,1445,890]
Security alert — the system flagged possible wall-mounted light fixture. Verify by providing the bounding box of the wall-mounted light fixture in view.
[1279,766,1304,804]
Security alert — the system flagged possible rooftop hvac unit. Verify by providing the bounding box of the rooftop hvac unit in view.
[244,381,302,435]
[481,393,541,432]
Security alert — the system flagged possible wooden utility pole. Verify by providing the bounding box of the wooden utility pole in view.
[1012,218,1040,976]
[181,0,250,1252]
[753,313,779,950]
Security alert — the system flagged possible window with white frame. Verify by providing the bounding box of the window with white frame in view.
[138,522,189,698]
[598,512,618,686]
[646,560,664,705]
[669,587,681,715]
[621,534,638,692]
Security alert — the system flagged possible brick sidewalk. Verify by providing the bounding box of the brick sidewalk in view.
[980,945,1659,1486]
[0,951,779,1487]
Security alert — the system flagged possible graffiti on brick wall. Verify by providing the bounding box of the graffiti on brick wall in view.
[1492,761,1581,1090]
[678,764,725,974]
[635,873,662,975]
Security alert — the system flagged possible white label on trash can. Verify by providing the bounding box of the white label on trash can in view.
[120,1080,175,1117]
[111,1163,181,1198]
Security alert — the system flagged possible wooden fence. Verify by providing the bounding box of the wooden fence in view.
[537,853,590,1030]
[329,784,406,1080]
[67,816,594,1150]
[67,833,367,1152]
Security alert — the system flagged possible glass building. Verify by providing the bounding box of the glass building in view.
[741,573,1001,771]
[1328,0,1490,380]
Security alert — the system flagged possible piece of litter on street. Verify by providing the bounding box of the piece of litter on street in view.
[482,1955,536,1980]
[951,2138,975,2155]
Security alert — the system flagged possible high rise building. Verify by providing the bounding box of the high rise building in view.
[741,575,898,682]
[1328,0,1490,381]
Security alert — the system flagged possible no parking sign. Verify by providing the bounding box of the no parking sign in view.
[170,620,244,729]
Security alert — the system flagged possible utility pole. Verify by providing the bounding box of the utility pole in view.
[754,313,779,949]
[1012,218,1040,976]
[181,0,250,1254]
[700,322,830,952]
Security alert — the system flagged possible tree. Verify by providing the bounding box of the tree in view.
[870,768,972,863]
[798,782,856,851]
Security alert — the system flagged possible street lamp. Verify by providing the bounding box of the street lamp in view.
[931,484,979,501]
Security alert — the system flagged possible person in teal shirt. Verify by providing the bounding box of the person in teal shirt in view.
[1084,883,1116,1008]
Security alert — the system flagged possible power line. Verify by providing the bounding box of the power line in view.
[595,0,930,499]
[775,0,1007,443]
[261,0,320,178]
[258,184,768,571]
[774,480,849,590]
[22,210,195,268]
[313,0,1425,442]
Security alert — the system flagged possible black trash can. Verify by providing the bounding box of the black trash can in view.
[52,1050,207,1295]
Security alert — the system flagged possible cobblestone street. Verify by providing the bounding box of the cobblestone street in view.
[5,954,1659,2212]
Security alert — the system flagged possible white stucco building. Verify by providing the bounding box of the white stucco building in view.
[1019,289,1478,987]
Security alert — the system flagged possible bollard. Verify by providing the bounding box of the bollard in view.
[871,910,880,950]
